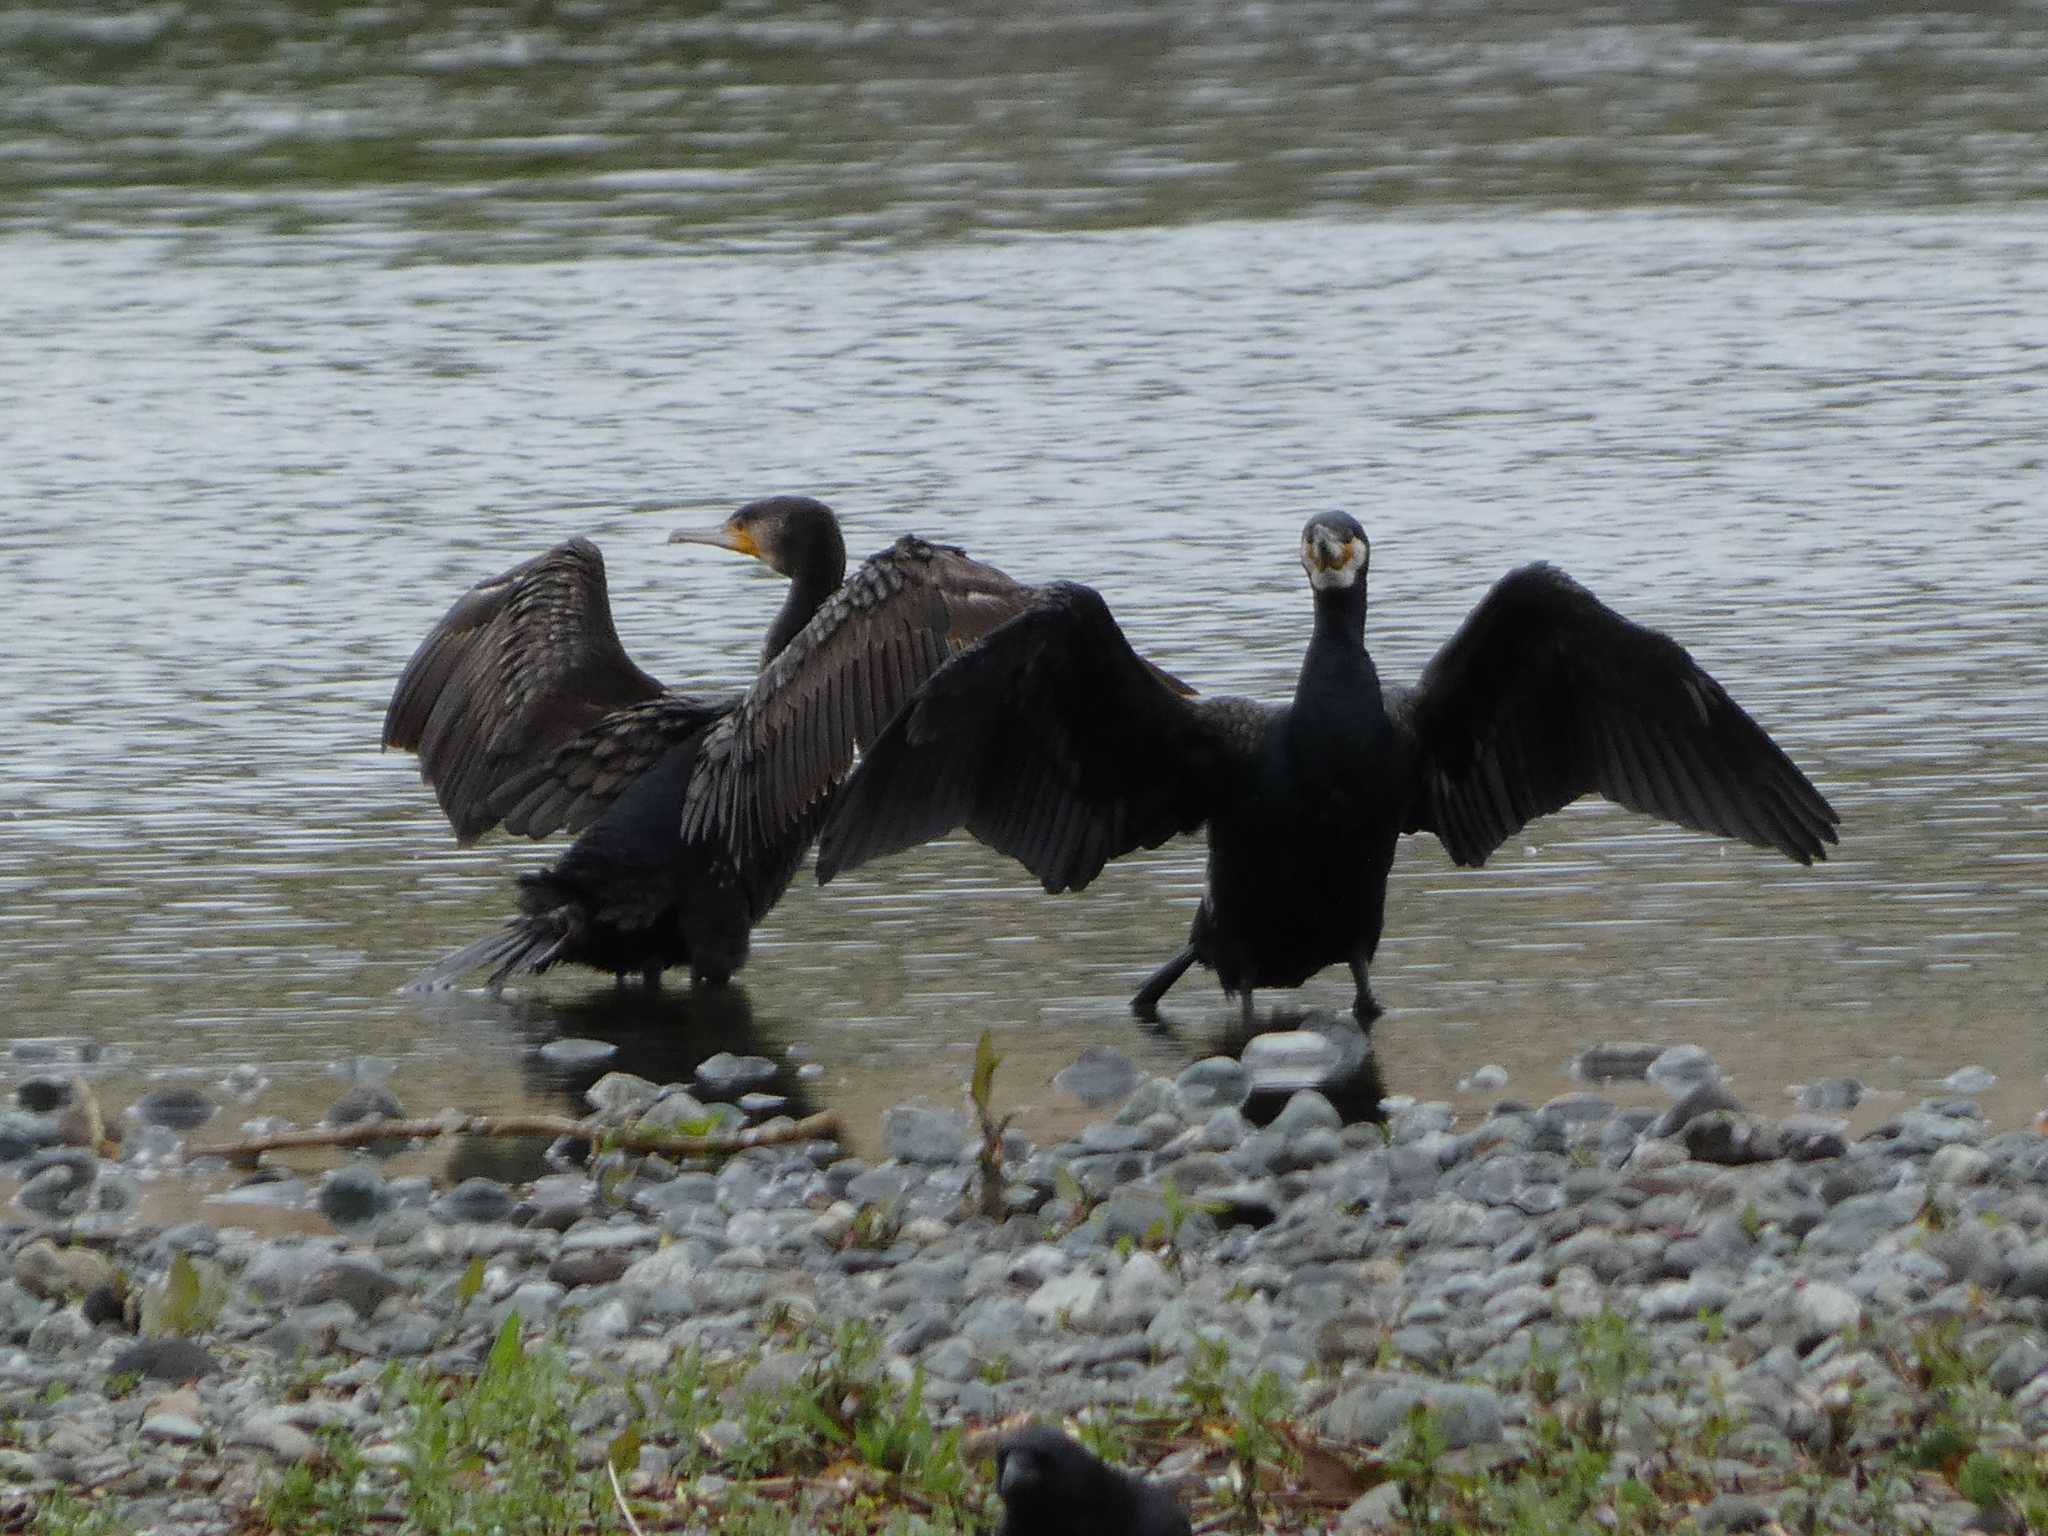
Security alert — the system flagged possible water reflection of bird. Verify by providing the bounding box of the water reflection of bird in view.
[384,496,1039,992]
[819,512,1840,1028]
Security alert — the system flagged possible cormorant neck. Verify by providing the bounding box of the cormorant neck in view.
[1310,580,1368,649]
[1296,579,1371,702]
[760,535,847,666]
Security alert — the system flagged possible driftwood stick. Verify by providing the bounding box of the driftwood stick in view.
[184,1110,841,1167]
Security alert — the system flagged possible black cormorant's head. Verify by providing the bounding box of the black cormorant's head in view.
[1300,512,1369,592]
[670,495,846,582]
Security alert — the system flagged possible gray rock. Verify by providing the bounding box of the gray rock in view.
[1270,1090,1343,1138]
[14,1151,99,1217]
[1175,1058,1252,1115]
[316,1165,390,1229]
[140,1413,206,1445]
[16,1076,73,1112]
[1055,1046,1140,1107]
[230,1413,317,1464]
[1790,1281,1862,1342]
[0,1110,60,1162]
[1650,1079,1745,1139]
[1646,1044,1720,1093]
[433,1178,515,1225]
[302,1260,404,1319]
[1571,1043,1664,1082]
[535,1038,619,1072]
[1316,1375,1506,1449]
[109,1338,219,1382]
[1698,1493,1773,1533]
[882,1105,970,1166]
[1683,1111,1782,1166]
[1990,1337,2048,1395]
[131,1084,217,1131]
[1798,1078,1863,1113]
[584,1072,660,1116]
[694,1053,779,1098]
[13,1238,116,1301]
[325,1084,403,1127]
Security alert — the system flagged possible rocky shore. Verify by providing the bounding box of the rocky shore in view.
[5,1024,2048,1533]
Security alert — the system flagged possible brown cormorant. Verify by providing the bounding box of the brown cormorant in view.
[382,495,1036,991]
[816,512,1840,1026]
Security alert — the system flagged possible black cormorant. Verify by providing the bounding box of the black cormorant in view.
[991,1425,1191,1536]
[382,495,1036,991]
[816,512,1840,1026]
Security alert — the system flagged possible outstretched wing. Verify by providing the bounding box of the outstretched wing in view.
[816,581,1254,893]
[1394,563,1840,868]
[482,693,736,840]
[382,538,670,844]
[679,535,1038,865]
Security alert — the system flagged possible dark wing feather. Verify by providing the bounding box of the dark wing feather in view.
[382,539,668,844]
[680,536,1038,865]
[1395,563,1840,867]
[483,693,737,840]
[815,582,1247,893]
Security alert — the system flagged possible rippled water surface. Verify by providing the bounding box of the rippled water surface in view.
[3,1,2046,1217]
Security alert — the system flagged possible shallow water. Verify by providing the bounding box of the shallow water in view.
[3,1,2046,1220]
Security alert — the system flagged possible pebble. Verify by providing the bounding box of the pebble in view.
[1054,1046,1141,1107]
[1943,1065,1996,1094]
[1646,1044,1720,1093]
[1174,1058,1252,1115]
[694,1053,779,1098]
[433,1177,516,1225]
[1798,1077,1863,1113]
[131,1084,218,1131]
[325,1085,403,1127]
[883,1104,971,1166]
[316,1164,391,1228]
[534,1038,619,1072]
[1571,1043,1663,1082]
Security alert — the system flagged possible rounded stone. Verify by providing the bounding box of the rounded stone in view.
[325,1085,403,1127]
[316,1164,391,1229]
[694,1053,779,1098]
[432,1177,516,1225]
[535,1037,619,1072]
[131,1084,217,1131]
[1054,1046,1141,1108]
[1175,1058,1252,1116]
[883,1105,971,1166]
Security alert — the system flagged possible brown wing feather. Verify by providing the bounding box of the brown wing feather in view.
[680,536,1037,863]
[382,538,668,844]
[1396,563,1840,867]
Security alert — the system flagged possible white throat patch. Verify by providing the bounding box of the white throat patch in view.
[1303,536,1368,590]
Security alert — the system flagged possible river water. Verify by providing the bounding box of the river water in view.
[3,1,2046,1217]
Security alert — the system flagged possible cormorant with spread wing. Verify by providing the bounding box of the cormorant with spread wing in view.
[816,512,1840,1026]
[383,495,1035,991]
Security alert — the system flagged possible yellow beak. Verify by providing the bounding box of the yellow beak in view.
[669,523,760,559]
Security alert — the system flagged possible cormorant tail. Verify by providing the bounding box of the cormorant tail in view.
[400,915,572,994]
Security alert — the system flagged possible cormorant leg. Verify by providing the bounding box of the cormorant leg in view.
[1348,956,1383,1029]
[1130,946,1198,1020]
[1240,988,1256,1033]
[641,964,663,991]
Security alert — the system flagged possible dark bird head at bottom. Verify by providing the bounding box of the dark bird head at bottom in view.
[992,1424,1191,1536]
